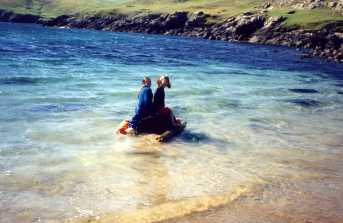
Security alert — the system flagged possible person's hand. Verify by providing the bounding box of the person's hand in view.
[125,128,135,135]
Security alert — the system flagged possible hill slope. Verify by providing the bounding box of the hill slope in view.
[1,0,342,28]
[0,0,263,17]
[0,0,128,17]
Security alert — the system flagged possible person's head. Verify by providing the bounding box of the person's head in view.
[159,75,171,88]
[142,76,151,88]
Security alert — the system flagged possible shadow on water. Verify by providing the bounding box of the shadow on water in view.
[248,118,282,132]
[288,88,319,94]
[179,130,229,147]
[0,76,69,85]
[0,77,40,85]
[179,130,211,143]
[0,47,27,53]
[127,150,162,157]
[286,98,321,108]
[121,130,230,154]
[29,103,86,113]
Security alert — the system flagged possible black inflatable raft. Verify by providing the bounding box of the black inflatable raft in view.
[136,115,186,143]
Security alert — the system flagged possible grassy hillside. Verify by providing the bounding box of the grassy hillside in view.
[113,0,263,16]
[0,0,342,28]
[268,7,343,28]
[0,0,127,17]
[0,0,263,17]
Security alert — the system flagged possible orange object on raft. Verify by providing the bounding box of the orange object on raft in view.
[116,116,186,142]
[116,120,129,135]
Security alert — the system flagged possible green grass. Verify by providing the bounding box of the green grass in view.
[268,7,343,29]
[114,0,262,16]
[0,0,263,18]
[0,0,342,28]
[0,0,41,15]
[0,0,126,18]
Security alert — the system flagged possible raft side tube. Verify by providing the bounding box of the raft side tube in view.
[156,122,187,143]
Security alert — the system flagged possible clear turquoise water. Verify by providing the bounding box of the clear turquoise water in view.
[1,22,343,222]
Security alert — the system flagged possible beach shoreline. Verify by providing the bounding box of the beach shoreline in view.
[69,175,343,223]
[68,152,343,223]
[163,153,343,223]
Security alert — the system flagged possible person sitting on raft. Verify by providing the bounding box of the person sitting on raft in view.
[153,75,181,128]
[117,76,153,135]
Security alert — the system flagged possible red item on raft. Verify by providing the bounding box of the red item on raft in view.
[116,120,129,135]
[157,107,171,116]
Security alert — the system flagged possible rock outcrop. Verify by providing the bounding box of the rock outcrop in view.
[0,9,40,23]
[269,0,343,14]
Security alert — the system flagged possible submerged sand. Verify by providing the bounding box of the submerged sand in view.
[70,152,343,223]
[164,154,343,223]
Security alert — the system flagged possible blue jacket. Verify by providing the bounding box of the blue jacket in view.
[129,86,153,130]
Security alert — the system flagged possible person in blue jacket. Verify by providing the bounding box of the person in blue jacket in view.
[126,76,153,134]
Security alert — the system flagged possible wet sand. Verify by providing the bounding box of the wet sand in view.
[163,156,343,223]
[164,186,343,223]
[71,153,343,223]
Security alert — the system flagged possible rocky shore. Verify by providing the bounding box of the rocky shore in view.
[0,9,40,23]
[1,8,342,62]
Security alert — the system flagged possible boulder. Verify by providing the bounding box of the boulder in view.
[265,16,286,28]
[328,1,337,8]
[325,33,342,49]
[0,9,40,23]
[234,15,266,39]
[336,0,343,11]
[263,2,272,9]
[10,14,40,23]
[42,15,72,26]
[242,11,255,16]
[163,11,188,30]
[185,11,207,28]
[0,9,11,21]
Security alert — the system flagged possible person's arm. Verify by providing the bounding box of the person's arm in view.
[138,88,152,111]
[161,88,165,107]
[129,88,144,130]
[136,89,145,114]
[146,88,153,113]
[153,88,163,109]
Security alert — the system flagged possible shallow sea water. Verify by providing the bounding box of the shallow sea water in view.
[0,22,343,223]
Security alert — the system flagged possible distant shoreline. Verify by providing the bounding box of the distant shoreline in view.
[1,8,342,63]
